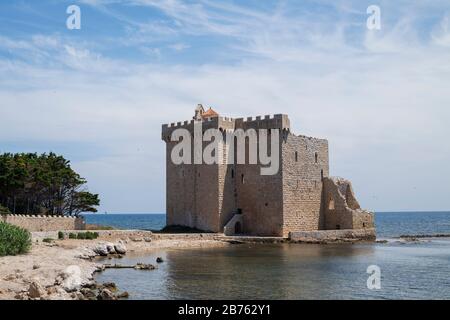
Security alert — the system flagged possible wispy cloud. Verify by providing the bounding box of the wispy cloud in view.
[1,0,449,212]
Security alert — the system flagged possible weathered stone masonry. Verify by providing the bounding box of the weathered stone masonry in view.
[1,214,85,232]
[162,105,375,238]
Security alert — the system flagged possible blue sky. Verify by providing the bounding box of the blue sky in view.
[0,0,450,213]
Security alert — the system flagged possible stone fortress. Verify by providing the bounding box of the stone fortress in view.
[162,105,375,238]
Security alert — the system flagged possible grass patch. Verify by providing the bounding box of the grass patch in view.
[0,222,31,256]
[85,224,114,231]
[58,231,65,240]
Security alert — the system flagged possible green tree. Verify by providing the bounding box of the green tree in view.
[0,153,100,216]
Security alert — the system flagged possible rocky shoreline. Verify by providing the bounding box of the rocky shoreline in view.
[0,231,229,300]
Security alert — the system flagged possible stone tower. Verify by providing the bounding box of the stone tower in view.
[162,106,374,237]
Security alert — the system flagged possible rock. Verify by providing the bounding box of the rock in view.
[117,291,129,299]
[28,280,46,299]
[102,282,117,292]
[3,274,16,281]
[144,237,152,242]
[80,288,97,300]
[32,264,41,270]
[106,243,116,254]
[134,263,156,270]
[114,243,127,254]
[93,244,109,256]
[156,257,164,263]
[98,289,116,300]
[14,292,27,300]
[46,286,58,295]
[131,237,143,242]
[55,267,82,292]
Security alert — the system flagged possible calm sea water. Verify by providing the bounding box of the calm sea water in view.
[84,211,450,238]
[87,212,450,300]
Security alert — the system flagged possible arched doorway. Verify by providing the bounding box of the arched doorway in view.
[234,221,242,234]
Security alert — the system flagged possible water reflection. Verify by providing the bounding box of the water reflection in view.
[95,241,450,300]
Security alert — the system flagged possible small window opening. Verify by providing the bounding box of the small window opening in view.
[241,174,245,184]
[265,203,268,207]
[329,199,335,210]
[315,152,318,163]
[321,169,324,181]
[231,169,235,179]
[295,151,298,162]
[363,223,366,228]
[336,225,341,230]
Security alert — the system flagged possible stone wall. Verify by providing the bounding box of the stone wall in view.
[322,177,375,230]
[289,228,376,243]
[1,214,85,232]
[281,133,329,236]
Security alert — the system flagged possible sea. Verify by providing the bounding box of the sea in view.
[84,212,450,300]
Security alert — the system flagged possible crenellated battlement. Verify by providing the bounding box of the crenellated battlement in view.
[162,112,290,137]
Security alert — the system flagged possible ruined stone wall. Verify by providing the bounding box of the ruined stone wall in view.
[281,134,329,236]
[322,177,374,230]
[1,214,85,232]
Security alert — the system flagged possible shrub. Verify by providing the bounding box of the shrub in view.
[69,233,77,239]
[85,231,95,240]
[58,231,65,240]
[43,238,54,243]
[0,222,31,256]
[77,232,86,240]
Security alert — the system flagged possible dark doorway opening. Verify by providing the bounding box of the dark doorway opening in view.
[235,221,242,234]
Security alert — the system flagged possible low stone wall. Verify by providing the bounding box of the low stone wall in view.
[151,233,221,241]
[289,228,376,243]
[31,229,153,241]
[1,214,85,232]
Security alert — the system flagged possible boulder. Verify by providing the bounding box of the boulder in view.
[144,237,152,243]
[93,244,109,256]
[98,289,116,300]
[117,291,129,299]
[28,280,46,299]
[55,266,82,292]
[114,243,127,255]
[156,257,164,263]
[106,243,116,254]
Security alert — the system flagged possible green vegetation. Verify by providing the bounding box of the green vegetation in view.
[86,223,114,231]
[70,231,99,240]
[0,153,100,216]
[43,238,54,243]
[58,231,65,240]
[0,222,31,256]
[0,204,10,215]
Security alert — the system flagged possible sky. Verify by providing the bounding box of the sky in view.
[0,0,449,213]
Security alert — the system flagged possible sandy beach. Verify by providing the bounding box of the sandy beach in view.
[0,231,229,300]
